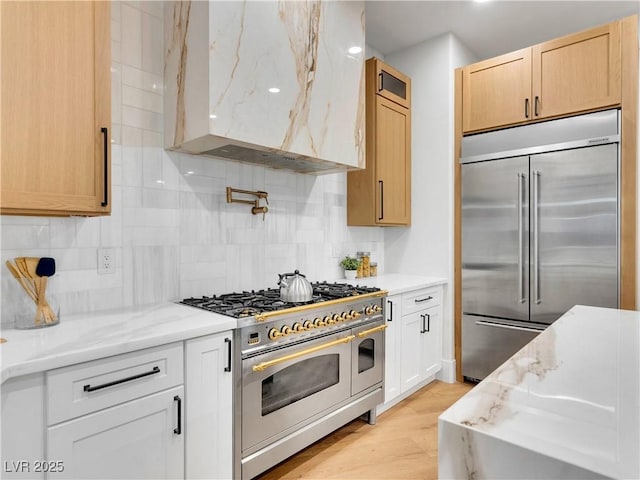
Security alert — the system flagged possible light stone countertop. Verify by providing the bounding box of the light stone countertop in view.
[343,273,447,295]
[0,274,446,385]
[439,305,640,479]
[0,302,236,384]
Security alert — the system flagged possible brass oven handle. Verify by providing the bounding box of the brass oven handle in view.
[252,335,356,372]
[356,324,388,338]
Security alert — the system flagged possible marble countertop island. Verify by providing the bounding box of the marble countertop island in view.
[439,305,640,479]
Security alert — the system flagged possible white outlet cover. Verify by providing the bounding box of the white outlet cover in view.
[98,248,115,275]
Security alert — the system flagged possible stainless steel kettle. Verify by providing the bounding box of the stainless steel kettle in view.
[278,270,313,303]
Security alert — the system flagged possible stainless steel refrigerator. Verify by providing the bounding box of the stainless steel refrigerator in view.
[461,109,619,382]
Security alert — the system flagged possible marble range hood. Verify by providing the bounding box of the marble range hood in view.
[164,1,365,174]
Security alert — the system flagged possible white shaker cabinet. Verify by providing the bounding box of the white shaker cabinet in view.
[383,294,402,403]
[381,284,443,411]
[47,387,184,479]
[45,343,185,479]
[185,332,233,480]
[400,287,443,393]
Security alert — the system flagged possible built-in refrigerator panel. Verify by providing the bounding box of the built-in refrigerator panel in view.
[461,156,530,322]
[531,144,619,324]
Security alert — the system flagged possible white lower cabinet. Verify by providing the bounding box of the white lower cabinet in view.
[0,333,235,480]
[383,294,402,403]
[185,332,233,480]
[383,285,443,409]
[47,386,184,479]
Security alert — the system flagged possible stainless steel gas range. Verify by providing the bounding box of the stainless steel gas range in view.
[181,282,387,480]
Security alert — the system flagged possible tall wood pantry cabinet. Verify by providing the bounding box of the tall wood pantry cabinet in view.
[462,20,621,133]
[347,58,411,226]
[0,1,111,216]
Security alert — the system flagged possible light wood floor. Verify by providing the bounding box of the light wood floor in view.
[256,381,473,480]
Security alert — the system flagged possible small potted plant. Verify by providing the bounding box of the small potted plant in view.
[340,256,360,280]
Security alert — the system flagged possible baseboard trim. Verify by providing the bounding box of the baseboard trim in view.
[437,359,456,383]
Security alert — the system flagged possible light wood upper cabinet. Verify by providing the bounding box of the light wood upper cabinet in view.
[462,48,532,132]
[533,22,621,120]
[1,1,111,216]
[347,58,411,226]
[462,20,622,133]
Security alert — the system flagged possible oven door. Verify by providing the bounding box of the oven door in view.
[351,319,386,395]
[242,330,353,451]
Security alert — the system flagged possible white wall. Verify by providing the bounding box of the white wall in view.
[0,2,384,326]
[383,33,476,382]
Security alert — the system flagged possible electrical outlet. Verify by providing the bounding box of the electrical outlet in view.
[98,248,115,275]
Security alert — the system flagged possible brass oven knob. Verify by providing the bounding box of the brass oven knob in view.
[364,306,374,315]
[325,315,336,325]
[314,317,326,327]
[303,320,314,330]
[292,322,304,333]
[349,309,360,319]
[372,304,382,313]
[332,313,341,322]
[339,312,349,321]
[268,328,282,340]
[280,325,291,336]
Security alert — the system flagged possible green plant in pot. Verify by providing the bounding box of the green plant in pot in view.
[340,256,360,280]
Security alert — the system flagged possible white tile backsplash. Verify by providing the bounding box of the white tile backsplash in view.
[0,1,384,326]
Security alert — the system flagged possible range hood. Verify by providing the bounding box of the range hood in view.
[164,1,365,174]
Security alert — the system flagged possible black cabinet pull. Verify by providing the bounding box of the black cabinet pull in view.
[378,180,384,220]
[100,127,109,207]
[420,314,426,334]
[534,96,540,117]
[426,313,431,333]
[173,395,182,435]
[378,72,383,92]
[83,366,160,392]
[387,300,393,322]
[414,296,433,304]
[224,338,232,372]
[524,98,530,119]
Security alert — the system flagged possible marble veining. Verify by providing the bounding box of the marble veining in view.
[163,1,365,173]
[439,305,640,479]
[279,1,321,155]
[166,0,191,146]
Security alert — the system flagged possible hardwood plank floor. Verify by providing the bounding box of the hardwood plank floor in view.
[256,381,473,480]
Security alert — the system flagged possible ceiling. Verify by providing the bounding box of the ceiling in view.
[365,1,640,60]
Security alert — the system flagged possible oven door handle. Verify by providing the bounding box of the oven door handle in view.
[356,324,388,338]
[252,335,355,372]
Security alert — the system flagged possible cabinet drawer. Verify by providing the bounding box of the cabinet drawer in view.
[47,343,183,425]
[402,287,441,315]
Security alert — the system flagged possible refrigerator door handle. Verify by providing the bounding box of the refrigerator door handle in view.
[517,173,526,304]
[475,320,546,333]
[532,170,542,305]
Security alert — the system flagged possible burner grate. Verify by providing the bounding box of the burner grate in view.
[180,282,381,318]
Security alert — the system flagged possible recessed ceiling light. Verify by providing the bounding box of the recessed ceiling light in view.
[268,87,281,93]
[156,180,165,185]
[348,46,362,55]
[209,114,217,119]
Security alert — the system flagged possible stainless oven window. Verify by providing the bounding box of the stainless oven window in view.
[262,354,340,416]
[358,338,375,373]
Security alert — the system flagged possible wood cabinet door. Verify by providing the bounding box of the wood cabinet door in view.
[375,96,411,225]
[462,48,532,133]
[0,1,111,216]
[185,333,233,480]
[47,387,184,479]
[532,22,621,120]
[373,58,412,109]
